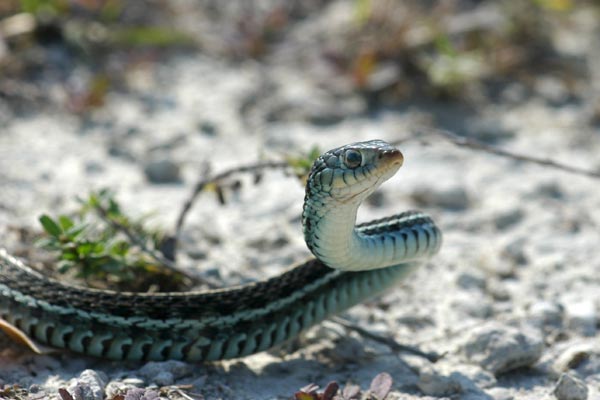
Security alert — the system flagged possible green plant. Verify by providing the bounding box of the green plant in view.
[286,145,322,180]
[36,189,185,291]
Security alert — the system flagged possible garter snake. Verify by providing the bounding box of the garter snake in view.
[0,140,441,361]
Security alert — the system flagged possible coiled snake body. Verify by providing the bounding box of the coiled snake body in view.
[0,140,441,361]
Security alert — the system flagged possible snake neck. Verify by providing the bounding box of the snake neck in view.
[302,194,383,271]
[303,193,441,272]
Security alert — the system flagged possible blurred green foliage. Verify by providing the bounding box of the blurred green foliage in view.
[287,145,322,180]
[37,189,185,291]
[0,0,597,109]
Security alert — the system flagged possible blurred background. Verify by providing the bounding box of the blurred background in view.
[1,0,599,123]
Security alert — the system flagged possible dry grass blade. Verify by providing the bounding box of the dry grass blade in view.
[174,161,290,240]
[411,126,600,179]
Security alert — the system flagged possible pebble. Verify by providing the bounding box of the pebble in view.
[411,186,470,210]
[501,240,528,266]
[198,120,218,136]
[487,280,511,302]
[450,292,494,319]
[553,373,588,400]
[107,140,136,162]
[535,181,564,200]
[152,371,174,387]
[528,301,564,329]
[493,208,523,230]
[463,322,543,374]
[417,369,463,397]
[456,271,487,290]
[564,300,596,336]
[105,380,143,399]
[66,369,106,400]
[84,160,104,174]
[138,361,192,384]
[143,159,181,183]
[123,387,161,400]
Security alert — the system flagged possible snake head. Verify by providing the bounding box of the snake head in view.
[306,140,403,203]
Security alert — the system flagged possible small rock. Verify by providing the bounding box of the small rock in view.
[198,121,218,136]
[501,240,528,266]
[152,371,174,386]
[417,369,462,397]
[186,249,207,260]
[463,322,543,374]
[450,292,493,319]
[553,373,588,400]
[564,300,596,336]
[67,369,106,400]
[108,141,136,162]
[105,379,144,399]
[487,280,511,302]
[493,208,523,230]
[411,186,470,210]
[138,360,192,383]
[28,384,42,394]
[123,387,161,400]
[247,234,289,251]
[528,301,563,329]
[535,181,564,199]
[143,159,181,183]
[84,160,104,174]
[456,271,487,290]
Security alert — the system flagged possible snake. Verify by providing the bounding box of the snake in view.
[0,140,441,361]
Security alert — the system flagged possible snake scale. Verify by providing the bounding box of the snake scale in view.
[0,140,441,361]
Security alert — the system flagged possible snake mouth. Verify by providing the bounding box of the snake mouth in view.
[379,148,404,167]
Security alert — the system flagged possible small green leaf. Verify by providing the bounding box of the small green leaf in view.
[92,241,105,254]
[58,215,74,230]
[110,240,130,257]
[39,215,62,237]
[65,223,87,239]
[76,242,95,256]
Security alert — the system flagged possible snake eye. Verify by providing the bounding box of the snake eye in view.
[343,149,362,169]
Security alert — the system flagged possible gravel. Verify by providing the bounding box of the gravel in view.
[463,322,544,374]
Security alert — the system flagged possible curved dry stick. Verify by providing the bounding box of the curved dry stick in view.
[405,126,600,179]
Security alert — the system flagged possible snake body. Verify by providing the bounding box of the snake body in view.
[0,140,441,361]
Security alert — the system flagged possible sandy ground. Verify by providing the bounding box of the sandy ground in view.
[1,9,600,400]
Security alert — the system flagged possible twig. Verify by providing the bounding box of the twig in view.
[412,126,600,179]
[174,160,290,240]
[93,203,220,288]
[331,316,443,362]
